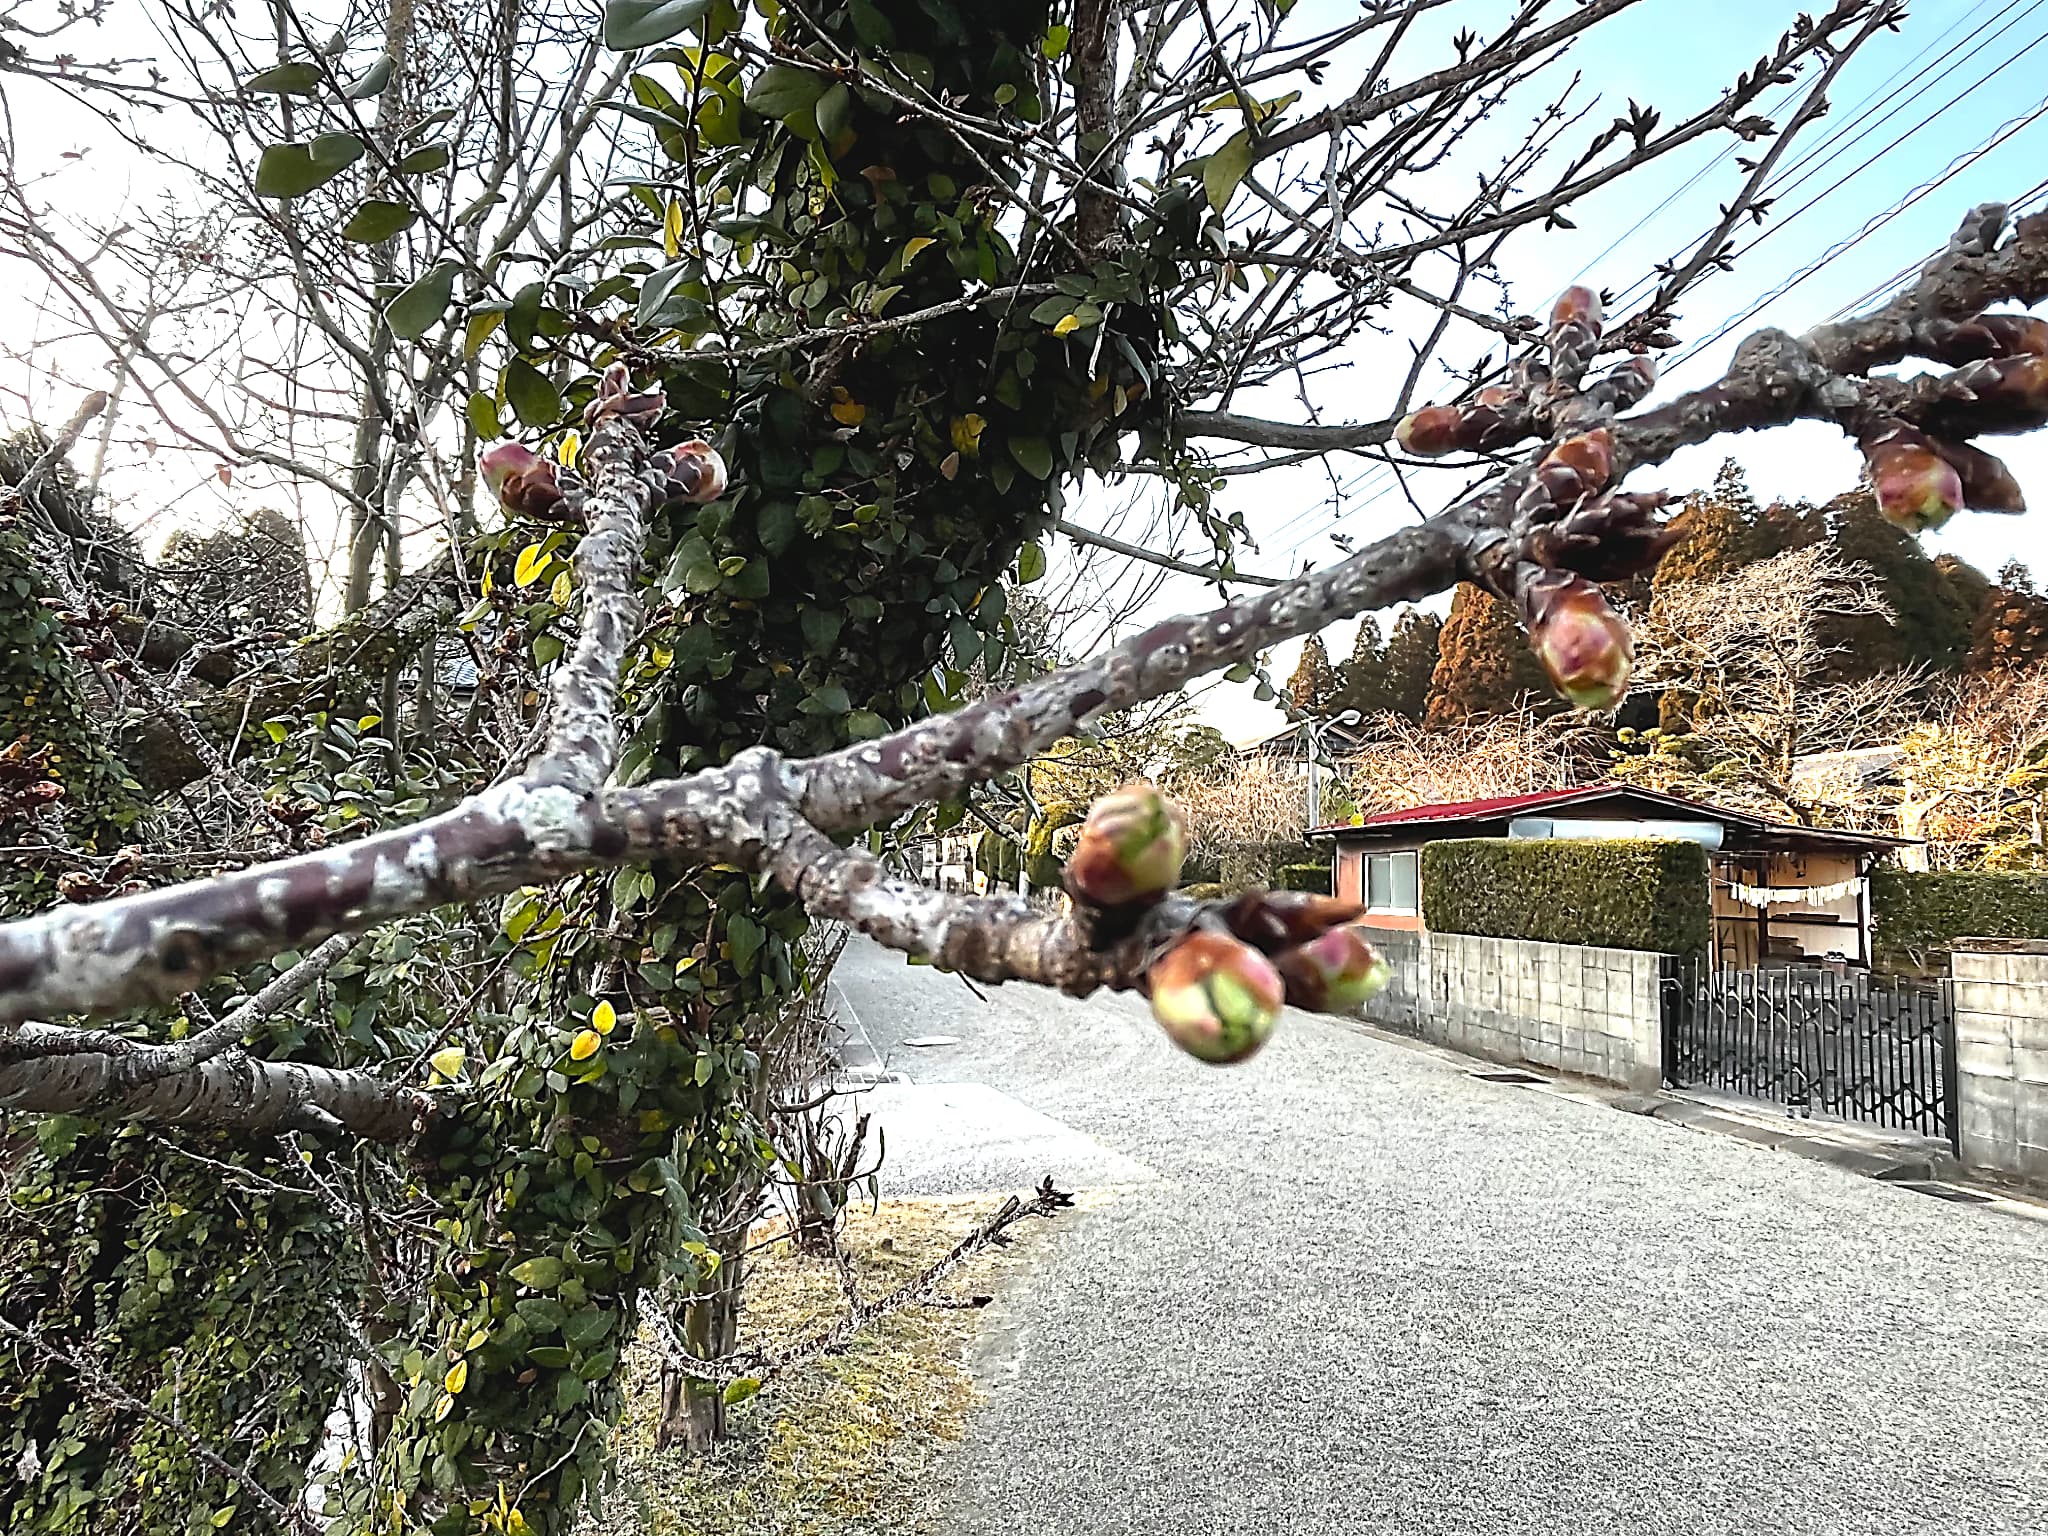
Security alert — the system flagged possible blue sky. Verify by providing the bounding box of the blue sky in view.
[1113,0,2048,741]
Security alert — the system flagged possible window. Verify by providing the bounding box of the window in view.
[1366,851,1419,913]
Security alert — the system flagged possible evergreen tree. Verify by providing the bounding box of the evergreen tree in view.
[1381,607,1443,722]
[1969,559,2048,672]
[1823,487,1973,676]
[1424,583,1552,727]
[1654,459,1762,591]
[1333,615,1388,716]
[1285,632,1341,714]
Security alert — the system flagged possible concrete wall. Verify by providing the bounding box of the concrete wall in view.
[1952,942,2048,1184]
[1357,929,1665,1092]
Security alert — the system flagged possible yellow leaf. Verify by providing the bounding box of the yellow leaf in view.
[664,199,686,259]
[445,1359,469,1395]
[570,1029,601,1061]
[466,1327,490,1350]
[950,413,986,456]
[1052,313,1081,337]
[902,236,935,263]
[357,714,383,731]
[513,543,547,588]
[557,430,580,469]
[549,570,573,608]
[480,567,493,596]
[638,1109,670,1133]
[830,398,866,426]
[592,1000,617,1035]
[434,1393,455,1422]
[429,1046,466,1082]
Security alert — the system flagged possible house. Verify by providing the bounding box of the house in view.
[1306,784,1912,968]
[1235,718,1370,765]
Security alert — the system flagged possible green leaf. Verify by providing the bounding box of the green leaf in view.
[463,306,507,359]
[383,262,458,341]
[465,390,502,441]
[562,1308,615,1348]
[504,358,563,429]
[341,199,416,243]
[604,0,713,49]
[244,61,324,96]
[636,261,702,331]
[509,1256,566,1290]
[1203,127,1254,214]
[757,500,798,556]
[396,143,451,175]
[844,709,888,739]
[1016,541,1046,584]
[722,1377,761,1407]
[253,133,365,198]
[745,65,829,121]
[1007,436,1054,480]
[800,608,841,654]
[814,81,852,140]
[1042,23,1072,58]
[345,55,395,99]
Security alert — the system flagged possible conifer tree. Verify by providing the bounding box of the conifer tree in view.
[1425,583,1553,727]
[1285,632,1341,715]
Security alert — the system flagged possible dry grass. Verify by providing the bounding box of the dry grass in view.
[585,1197,1055,1536]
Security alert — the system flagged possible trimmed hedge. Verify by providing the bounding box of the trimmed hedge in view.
[1420,837,1710,955]
[1871,869,2048,960]
[1278,862,1329,894]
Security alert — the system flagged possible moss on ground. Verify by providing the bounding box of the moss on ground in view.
[585,1197,1053,1536]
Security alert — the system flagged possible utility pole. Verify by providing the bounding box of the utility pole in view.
[1302,709,1361,830]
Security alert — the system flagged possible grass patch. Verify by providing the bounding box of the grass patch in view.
[586,1196,1056,1536]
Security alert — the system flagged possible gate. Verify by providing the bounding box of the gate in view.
[1661,962,1958,1145]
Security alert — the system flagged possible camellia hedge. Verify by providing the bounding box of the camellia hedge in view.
[1420,837,1710,954]
[1871,868,2048,961]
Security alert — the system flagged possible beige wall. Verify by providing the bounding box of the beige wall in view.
[1952,944,2048,1185]
[1710,849,1863,966]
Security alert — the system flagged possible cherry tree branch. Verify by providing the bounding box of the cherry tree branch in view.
[5,205,2048,1043]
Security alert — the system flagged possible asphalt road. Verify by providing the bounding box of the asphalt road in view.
[832,934,2048,1536]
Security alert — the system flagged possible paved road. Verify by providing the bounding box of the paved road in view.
[833,935,2048,1536]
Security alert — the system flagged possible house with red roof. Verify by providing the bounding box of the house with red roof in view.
[1306,784,1909,968]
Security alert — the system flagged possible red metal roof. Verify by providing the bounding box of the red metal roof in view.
[1306,783,1909,847]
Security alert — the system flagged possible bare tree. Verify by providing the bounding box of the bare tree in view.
[1342,707,1603,814]
[1625,544,1926,821]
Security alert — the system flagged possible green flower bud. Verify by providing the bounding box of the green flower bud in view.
[1277,923,1392,1013]
[1148,931,1284,1065]
[1064,783,1187,908]
[1524,574,1632,712]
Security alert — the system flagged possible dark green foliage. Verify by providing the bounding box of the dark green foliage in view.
[1424,583,1551,727]
[1871,868,2048,968]
[1334,608,1439,722]
[1420,837,1710,954]
[1278,862,1328,894]
[1655,459,1764,590]
[1967,560,2048,673]
[1823,489,1974,676]
[1284,632,1339,714]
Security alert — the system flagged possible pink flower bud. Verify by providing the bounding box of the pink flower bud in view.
[1864,425,1962,534]
[1394,405,1464,457]
[1277,923,1392,1013]
[1064,783,1187,908]
[480,442,543,498]
[1550,285,1604,338]
[1524,574,1632,712]
[670,439,728,503]
[479,442,565,520]
[1148,932,1285,1065]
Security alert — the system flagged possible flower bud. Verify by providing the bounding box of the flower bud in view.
[1394,405,1464,457]
[1523,573,1632,712]
[1064,783,1187,908]
[1550,284,1604,339]
[1277,923,1392,1013]
[1221,890,1364,951]
[479,442,566,520]
[1148,932,1285,1065]
[1934,438,2026,514]
[669,439,728,503]
[1863,424,1963,534]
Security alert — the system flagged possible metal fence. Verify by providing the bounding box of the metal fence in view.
[1661,962,1957,1144]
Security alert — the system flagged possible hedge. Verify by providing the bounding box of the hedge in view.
[1871,869,2048,961]
[1278,862,1329,894]
[1420,837,1710,955]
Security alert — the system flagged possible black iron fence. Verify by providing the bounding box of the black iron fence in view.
[1661,961,1957,1144]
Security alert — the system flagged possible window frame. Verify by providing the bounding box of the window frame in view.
[1364,850,1419,915]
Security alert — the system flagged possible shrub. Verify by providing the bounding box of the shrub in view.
[1420,837,1709,954]
[1871,868,2048,966]
[1279,862,1329,893]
